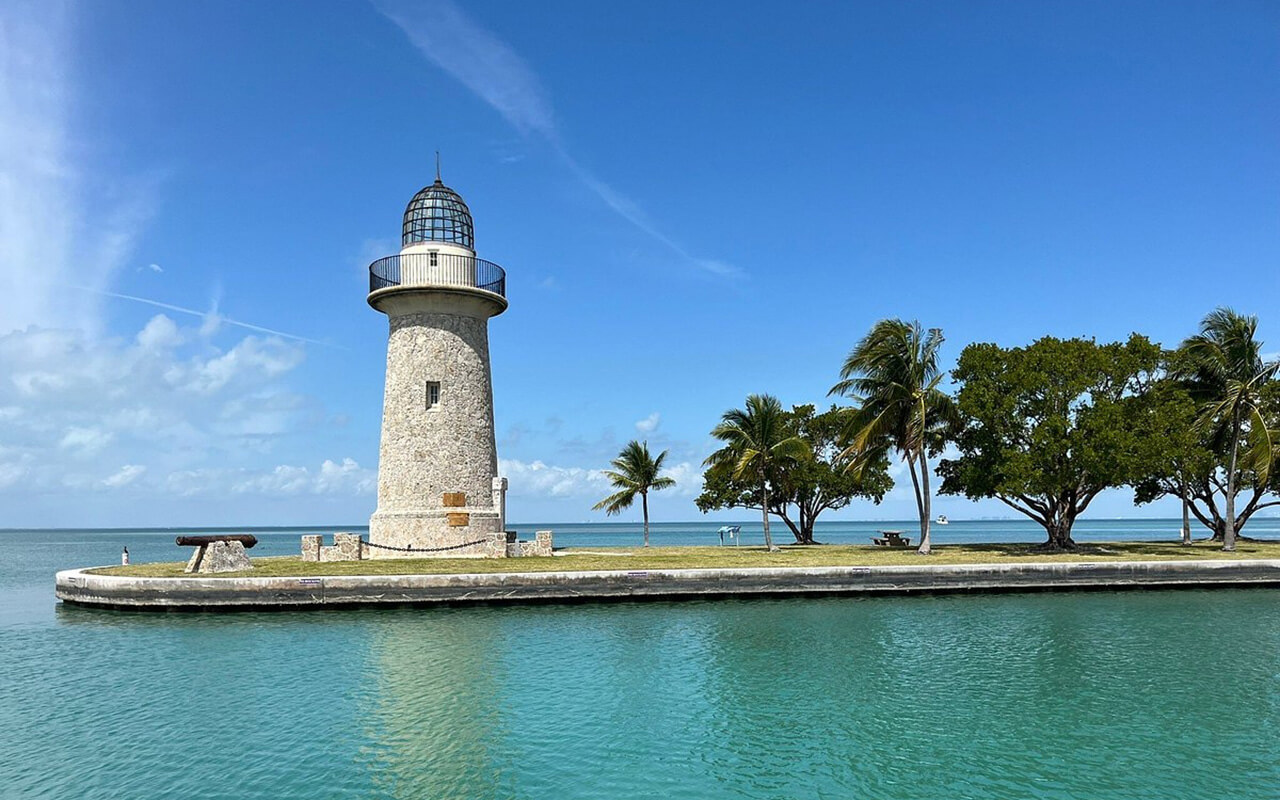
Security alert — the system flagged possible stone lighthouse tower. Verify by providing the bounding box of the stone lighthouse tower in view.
[366,169,508,557]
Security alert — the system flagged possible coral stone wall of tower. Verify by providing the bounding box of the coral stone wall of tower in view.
[365,174,510,558]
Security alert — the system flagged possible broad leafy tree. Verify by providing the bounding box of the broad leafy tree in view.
[1132,379,1280,543]
[704,394,810,552]
[1129,378,1210,544]
[939,335,1161,550]
[593,440,676,547]
[696,404,894,544]
[830,319,955,554]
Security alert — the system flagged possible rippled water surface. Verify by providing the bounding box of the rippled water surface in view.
[2,527,1279,798]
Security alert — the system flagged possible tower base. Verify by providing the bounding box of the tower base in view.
[367,508,504,558]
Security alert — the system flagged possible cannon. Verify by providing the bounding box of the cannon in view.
[175,534,258,548]
[177,534,257,573]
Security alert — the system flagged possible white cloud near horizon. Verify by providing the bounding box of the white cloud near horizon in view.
[499,456,701,502]
[373,0,738,277]
[0,314,375,517]
[167,458,376,498]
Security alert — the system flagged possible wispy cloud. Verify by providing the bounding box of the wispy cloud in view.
[73,286,339,347]
[559,157,738,276]
[0,2,74,333]
[635,412,661,434]
[376,0,554,138]
[0,2,155,335]
[373,0,738,277]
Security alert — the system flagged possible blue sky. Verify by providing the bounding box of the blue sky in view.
[1,0,1276,527]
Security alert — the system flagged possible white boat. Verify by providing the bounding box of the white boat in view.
[936,515,949,525]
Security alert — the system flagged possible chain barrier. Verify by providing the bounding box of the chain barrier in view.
[359,537,490,554]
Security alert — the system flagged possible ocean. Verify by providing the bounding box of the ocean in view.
[2,519,1277,798]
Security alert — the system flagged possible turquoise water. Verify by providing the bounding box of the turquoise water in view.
[2,523,1279,798]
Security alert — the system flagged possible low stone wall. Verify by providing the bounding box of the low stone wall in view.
[55,559,1280,610]
[505,530,553,557]
[301,533,364,562]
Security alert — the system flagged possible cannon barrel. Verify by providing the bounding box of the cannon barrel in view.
[175,534,258,548]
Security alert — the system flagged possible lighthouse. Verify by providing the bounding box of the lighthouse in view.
[365,169,508,557]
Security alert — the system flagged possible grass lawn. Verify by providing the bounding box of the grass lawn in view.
[90,539,1280,579]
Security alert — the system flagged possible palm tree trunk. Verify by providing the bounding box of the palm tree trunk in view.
[917,449,933,555]
[906,455,925,524]
[1224,412,1240,551]
[642,492,650,548]
[761,477,777,551]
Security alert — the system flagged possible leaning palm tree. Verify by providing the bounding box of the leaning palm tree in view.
[1176,308,1279,551]
[704,394,809,552]
[830,319,955,555]
[593,440,676,547]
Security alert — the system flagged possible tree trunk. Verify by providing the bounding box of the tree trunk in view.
[1043,515,1077,550]
[760,478,777,551]
[642,492,650,548]
[777,510,806,544]
[799,501,819,544]
[1180,483,1191,545]
[917,451,933,555]
[1224,411,1240,552]
[1209,517,1227,542]
[906,455,925,525]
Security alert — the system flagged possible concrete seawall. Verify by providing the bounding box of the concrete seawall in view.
[56,559,1280,610]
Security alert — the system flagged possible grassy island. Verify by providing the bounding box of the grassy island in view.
[91,539,1280,579]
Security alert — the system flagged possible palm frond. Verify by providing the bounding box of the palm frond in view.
[592,487,637,515]
[1243,406,1278,486]
[831,317,951,465]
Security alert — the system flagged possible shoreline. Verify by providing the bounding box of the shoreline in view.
[56,558,1280,611]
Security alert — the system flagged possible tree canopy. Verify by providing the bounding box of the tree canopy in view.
[939,334,1162,549]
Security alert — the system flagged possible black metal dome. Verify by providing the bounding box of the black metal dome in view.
[402,179,474,249]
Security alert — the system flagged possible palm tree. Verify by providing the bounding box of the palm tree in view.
[704,394,809,552]
[1176,308,1279,551]
[593,440,676,547]
[830,319,955,555]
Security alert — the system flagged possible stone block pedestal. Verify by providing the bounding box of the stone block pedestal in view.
[184,541,253,574]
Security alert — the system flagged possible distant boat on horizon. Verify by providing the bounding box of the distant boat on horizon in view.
[936,515,950,525]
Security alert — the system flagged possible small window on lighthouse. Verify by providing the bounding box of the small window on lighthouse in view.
[426,381,441,409]
[429,250,439,266]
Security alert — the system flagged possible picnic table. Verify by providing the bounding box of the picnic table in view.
[871,530,912,547]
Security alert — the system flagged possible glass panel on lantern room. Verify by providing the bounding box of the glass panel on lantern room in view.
[402,185,475,249]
